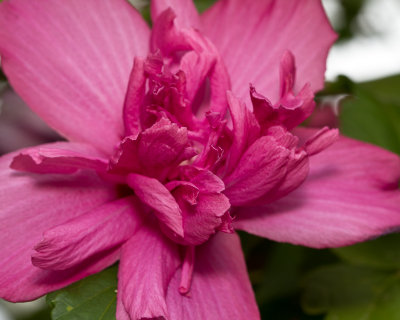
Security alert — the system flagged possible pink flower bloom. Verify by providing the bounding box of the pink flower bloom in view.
[0,0,399,319]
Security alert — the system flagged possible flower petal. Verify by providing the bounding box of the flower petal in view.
[224,135,290,206]
[303,126,339,156]
[138,118,192,179]
[186,168,226,193]
[181,192,230,244]
[234,135,400,248]
[151,8,230,118]
[118,224,180,319]
[10,142,108,174]
[250,80,316,130]
[127,173,184,237]
[32,197,142,271]
[0,152,118,301]
[0,0,150,154]
[251,127,310,205]
[151,0,201,29]
[123,57,146,137]
[167,182,230,245]
[166,232,260,319]
[224,91,260,176]
[201,0,337,102]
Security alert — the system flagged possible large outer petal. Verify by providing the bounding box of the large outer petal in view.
[166,232,260,319]
[0,0,150,154]
[234,136,400,248]
[0,152,118,301]
[201,0,337,102]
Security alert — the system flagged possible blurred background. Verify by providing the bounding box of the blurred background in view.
[1,0,399,319]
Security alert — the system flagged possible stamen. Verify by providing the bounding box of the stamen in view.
[179,246,195,295]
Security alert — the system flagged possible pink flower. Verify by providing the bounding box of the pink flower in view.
[0,0,399,319]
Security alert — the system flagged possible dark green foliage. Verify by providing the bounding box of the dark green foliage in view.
[334,234,400,270]
[47,266,118,320]
[194,0,216,13]
[339,76,400,155]
[302,264,400,320]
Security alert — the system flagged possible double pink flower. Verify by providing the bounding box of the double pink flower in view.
[0,0,399,319]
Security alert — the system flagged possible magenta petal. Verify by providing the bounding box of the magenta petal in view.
[168,182,230,245]
[189,168,226,193]
[181,192,230,244]
[151,0,201,29]
[201,0,337,102]
[123,57,146,137]
[127,173,184,237]
[250,82,316,131]
[256,151,309,205]
[247,126,310,205]
[151,8,192,56]
[138,118,192,178]
[118,225,180,319]
[224,135,290,206]
[180,50,215,105]
[150,7,231,119]
[108,135,141,175]
[0,152,118,301]
[234,136,400,248]
[0,0,150,154]
[32,197,142,270]
[304,126,339,156]
[224,91,260,175]
[166,232,260,319]
[165,169,231,245]
[279,50,296,97]
[10,142,108,174]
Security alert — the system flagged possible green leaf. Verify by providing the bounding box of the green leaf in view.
[255,243,306,304]
[47,265,118,320]
[302,264,400,320]
[339,75,400,155]
[333,233,400,270]
[360,75,400,107]
[194,0,216,13]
